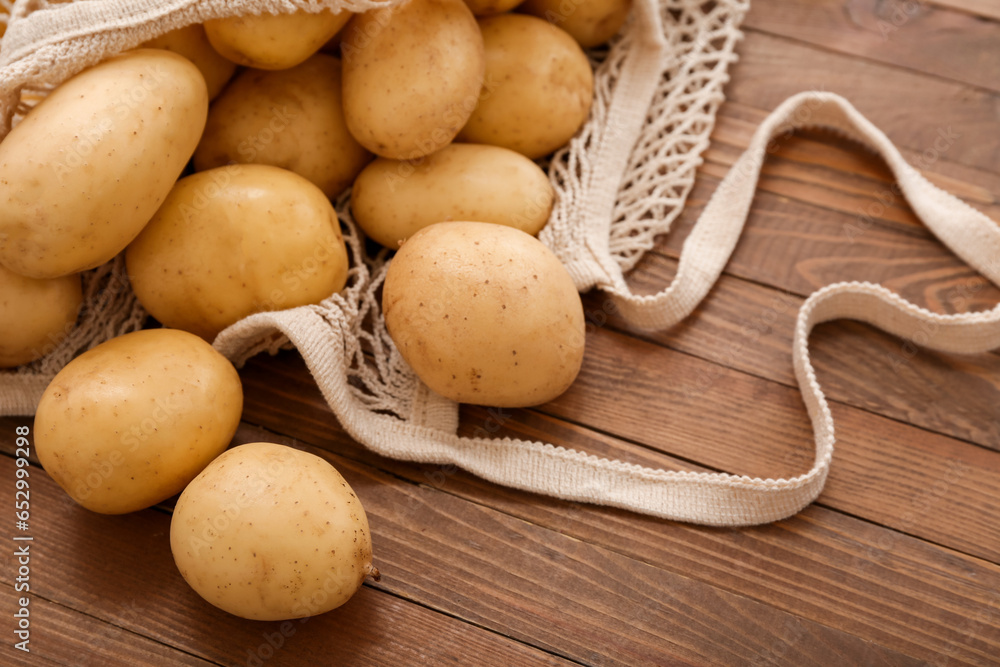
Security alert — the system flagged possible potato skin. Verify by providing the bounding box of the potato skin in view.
[351,143,554,248]
[462,0,523,16]
[0,49,208,279]
[34,329,243,514]
[341,0,485,160]
[126,165,350,342]
[195,55,371,199]
[458,14,593,159]
[170,443,375,621]
[0,266,81,368]
[143,23,238,99]
[204,9,351,70]
[518,0,633,48]
[383,222,585,407]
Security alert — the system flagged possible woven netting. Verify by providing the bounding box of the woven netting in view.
[4,1,998,529]
[0,0,749,424]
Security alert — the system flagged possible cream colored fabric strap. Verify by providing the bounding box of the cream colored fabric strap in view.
[217,92,1000,526]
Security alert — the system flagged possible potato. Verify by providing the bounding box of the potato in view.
[462,0,523,16]
[194,55,371,199]
[0,266,82,368]
[143,23,238,99]
[126,165,349,341]
[352,144,554,248]
[458,15,593,159]
[341,0,485,160]
[205,9,350,70]
[0,49,208,279]
[171,442,378,621]
[34,329,243,514]
[383,222,585,406]
[518,0,633,48]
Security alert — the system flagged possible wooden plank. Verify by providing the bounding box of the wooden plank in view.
[704,107,1000,228]
[0,444,924,666]
[593,249,1000,449]
[725,31,1000,174]
[442,413,1000,666]
[742,0,1000,93]
[0,451,576,667]
[229,331,1000,565]
[924,0,1000,22]
[714,101,1000,211]
[650,173,1000,310]
[547,326,1000,562]
[0,586,214,667]
[234,407,1000,664]
[229,355,1000,661]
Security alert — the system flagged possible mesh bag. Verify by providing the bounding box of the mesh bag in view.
[5,0,996,526]
[0,0,748,412]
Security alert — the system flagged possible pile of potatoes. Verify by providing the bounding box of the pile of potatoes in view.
[0,0,631,620]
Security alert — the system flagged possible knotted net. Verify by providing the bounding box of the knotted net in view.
[0,0,748,421]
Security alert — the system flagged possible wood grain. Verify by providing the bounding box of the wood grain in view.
[0,450,580,667]
[0,447,927,666]
[656,172,1000,308]
[924,0,1000,22]
[705,107,1000,227]
[548,327,1000,561]
[743,0,1000,93]
[226,356,1000,662]
[723,31,1000,174]
[229,347,1000,565]
[0,585,215,666]
[3,2,1000,664]
[588,252,1000,449]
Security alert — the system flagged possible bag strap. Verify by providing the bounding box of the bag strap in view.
[216,92,1000,526]
[604,91,1000,327]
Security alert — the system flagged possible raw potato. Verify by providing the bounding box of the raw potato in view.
[205,9,350,70]
[0,266,82,368]
[383,222,585,407]
[170,442,378,621]
[143,23,237,99]
[341,0,485,160]
[519,0,633,48]
[458,14,593,159]
[0,49,208,279]
[34,329,243,514]
[127,165,350,341]
[462,0,523,16]
[352,143,554,247]
[195,54,371,198]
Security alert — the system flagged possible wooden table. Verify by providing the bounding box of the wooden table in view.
[3,0,1000,664]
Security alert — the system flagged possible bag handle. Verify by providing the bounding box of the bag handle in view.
[216,92,1000,526]
[605,91,1000,328]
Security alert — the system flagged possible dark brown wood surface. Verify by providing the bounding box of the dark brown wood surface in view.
[3,0,1000,664]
